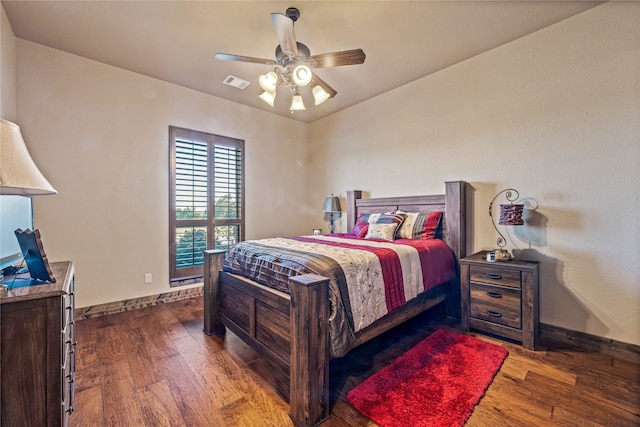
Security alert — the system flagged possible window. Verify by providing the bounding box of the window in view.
[169,126,244,284]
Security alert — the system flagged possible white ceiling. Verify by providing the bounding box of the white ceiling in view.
[2,1,602,123]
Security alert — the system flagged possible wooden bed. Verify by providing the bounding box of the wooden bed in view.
[203,181,467,427]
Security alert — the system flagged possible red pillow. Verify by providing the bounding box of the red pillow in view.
[351,221,369,238]
[395,211,443,240]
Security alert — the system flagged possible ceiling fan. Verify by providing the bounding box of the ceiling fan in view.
[215,7,366,111]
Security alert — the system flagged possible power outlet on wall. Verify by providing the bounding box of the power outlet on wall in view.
[144,273,152,284]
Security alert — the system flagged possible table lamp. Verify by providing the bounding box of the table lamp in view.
[488,188,524,261]
[322,195,341,234]
[1,119,57,290]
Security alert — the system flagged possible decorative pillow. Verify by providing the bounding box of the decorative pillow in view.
[395,211,443,240]
[364,213,405,241]
[351,213,378,237]
[358,213,381,224]
[351,221,369,238]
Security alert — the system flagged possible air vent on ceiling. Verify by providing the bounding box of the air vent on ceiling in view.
[223,75,250,90]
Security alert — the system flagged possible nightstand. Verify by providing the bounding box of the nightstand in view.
[460,251,539,350]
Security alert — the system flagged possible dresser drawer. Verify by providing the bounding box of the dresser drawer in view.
[61,294,73,334]
[61,276,76,424]
[61,349,74,424]
[470,282,521,329]
[470,265,521,288]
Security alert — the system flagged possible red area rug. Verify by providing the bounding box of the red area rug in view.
[347,329,508,427]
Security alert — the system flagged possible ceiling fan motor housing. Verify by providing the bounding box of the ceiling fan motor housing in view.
[285,7,300,22]
[275,42,311,65]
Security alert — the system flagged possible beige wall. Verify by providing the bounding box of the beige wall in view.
[0,4,16,120]
[309,2,640,346]
[4,2,639,346]
[14,40,311,308]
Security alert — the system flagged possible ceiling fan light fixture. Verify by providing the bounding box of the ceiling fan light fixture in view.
[258,71,278,92]
[259,90,276,106]
[292,65,312,86]
[216,8,366,114]
[290,92,305,111]
[312,85,331,105]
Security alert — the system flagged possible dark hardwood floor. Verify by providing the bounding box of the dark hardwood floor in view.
[70,296,639,427]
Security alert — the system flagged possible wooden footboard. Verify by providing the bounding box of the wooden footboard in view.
[203,180,467,427]
[203,249,331,426]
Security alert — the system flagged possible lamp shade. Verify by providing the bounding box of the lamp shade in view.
[258,71,278,92]
[499,203,524,226]
[312,85,331,105]
[258,90,276,106]
[322,196,341,213]
[290,93,305,111]
[292,65,312,86]
[0,119,57,196]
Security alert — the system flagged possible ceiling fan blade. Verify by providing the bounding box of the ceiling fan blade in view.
[271,13,298,57]
[312,73,337,99]
[215,53,276,65]
[309,49,366,68]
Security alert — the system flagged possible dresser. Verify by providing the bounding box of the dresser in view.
[1,261,76,426]
[460,252,539,350]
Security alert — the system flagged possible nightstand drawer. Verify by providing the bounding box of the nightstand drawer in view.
[470,283,521,329]
[470,265,521,288]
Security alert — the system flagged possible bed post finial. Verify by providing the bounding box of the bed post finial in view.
[346,190,362,233]
[444,181,467,260]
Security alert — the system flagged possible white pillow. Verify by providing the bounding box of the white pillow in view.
[364,222,400,241]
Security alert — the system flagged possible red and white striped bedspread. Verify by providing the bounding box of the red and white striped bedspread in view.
[223,234,456,356]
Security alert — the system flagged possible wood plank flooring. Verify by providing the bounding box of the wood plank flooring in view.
[70,296,640,427]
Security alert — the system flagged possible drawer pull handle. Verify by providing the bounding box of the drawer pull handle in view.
[487,273,502,280]
[487,291,502,298]
[487,310,503,318]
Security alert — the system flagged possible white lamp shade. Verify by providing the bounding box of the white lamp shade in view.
[0,119,57,195]
[258,90,276,106]
[292,65,312,86]
[290,94,305,111]
[313,85,331,105]
[258,72,278,92]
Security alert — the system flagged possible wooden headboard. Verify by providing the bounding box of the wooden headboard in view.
[345,181,467,260]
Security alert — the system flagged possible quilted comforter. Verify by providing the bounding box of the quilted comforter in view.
[223,234,456,357]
